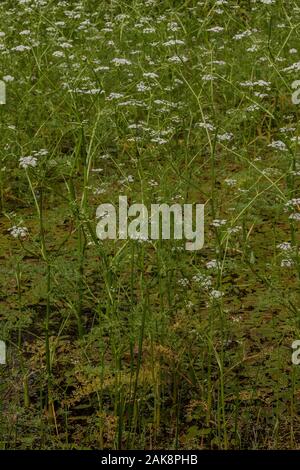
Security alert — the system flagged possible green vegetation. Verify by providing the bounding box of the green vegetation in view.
[1,0,300,450]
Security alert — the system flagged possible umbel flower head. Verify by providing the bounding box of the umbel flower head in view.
[8,226,28,239]
[19,156,37,169]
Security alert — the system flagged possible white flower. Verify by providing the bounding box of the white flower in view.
[268,140,287,151]
[163,39,185,46]
[210,290,223,299]
[247,45,259,52]
[224,178,237,187]
[281,259,294,267]
[168,55,188,63]
[207,26,224,33]
[143,72,159,79]
[167,22,180,32]
[106,92,124,100]
[19,156,37,169]
[53,51,65,58]
[231,316,242,323]
[233,29,257,41]
[151,137,168,145]
[93,186,107,196]
[217,132,233,142]
[202,74,215,81]
[211,219,227,227]
[178,278,189,287]
[137,81,151,92]
[94,66,110,72]
[254,92,268,98]
[70,88,103,95]
[246,104,260,112]
[130,233,149,242]
[3,75,14,82]
[282,62,300,72]
[11,45,31,52]
[277,242,292,251]
[227,226,242,234]
[33,148,48,156]
[60,42,73,49]
[192,274,212,289]
[115,14,130,21]
[196,122,215,131]
[206,259,220,269]
[285,198,300,208]
[111,58,132,66]
[9,226,28,239]
[280,127,295,133]
[212,60,226,65]
[143,27,156,34]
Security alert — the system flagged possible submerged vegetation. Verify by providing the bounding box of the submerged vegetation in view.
[1,0,300,449]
